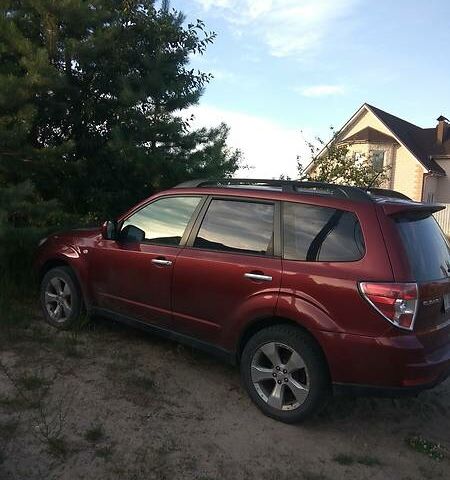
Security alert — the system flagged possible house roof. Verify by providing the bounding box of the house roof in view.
[305,103,449,176]
[343,126,399,145]
[365,104,447,175]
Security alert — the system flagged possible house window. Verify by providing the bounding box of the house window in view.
[353,152,365,163]
[371,150,385,172]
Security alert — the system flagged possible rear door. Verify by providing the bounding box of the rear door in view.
[171,196,282,345]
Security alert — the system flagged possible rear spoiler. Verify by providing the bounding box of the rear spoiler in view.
[382,201,446,217]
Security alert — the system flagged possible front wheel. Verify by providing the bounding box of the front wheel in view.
[240,325,330,423]
[40,267,83,329]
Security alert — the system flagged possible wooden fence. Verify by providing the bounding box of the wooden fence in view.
[434,204,450,236]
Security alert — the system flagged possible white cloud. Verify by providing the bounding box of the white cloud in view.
[185,104,314,178]
[297,84,345,97]
[191,0,359,57]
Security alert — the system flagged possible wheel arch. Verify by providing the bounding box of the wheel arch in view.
[39,258,72,281]
[39,257,88,309]
[236,316,331,378]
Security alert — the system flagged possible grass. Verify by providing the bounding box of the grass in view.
[95,445,113,460]
[405,435,446,461]
[126,373,156,391]
[85,424,105,443]
[47,436,68,457]
[303,473,328,480]
[18,373,51,391]
[333,453,382,467]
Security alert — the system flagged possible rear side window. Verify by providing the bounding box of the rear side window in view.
[193,199,274,255]
[396,215,450,281]
[283,202,365,262]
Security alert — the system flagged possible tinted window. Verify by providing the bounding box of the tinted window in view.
[283,202,365,262]
[194,200,274,255]
[396,215,450,281]
[122,196,202,246]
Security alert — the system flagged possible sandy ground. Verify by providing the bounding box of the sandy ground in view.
[0,313,449,480]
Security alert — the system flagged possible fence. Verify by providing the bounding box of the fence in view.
[434,204,450,236]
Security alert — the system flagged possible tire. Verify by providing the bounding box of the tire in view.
[40,267,84,330]
[240,324,330,423]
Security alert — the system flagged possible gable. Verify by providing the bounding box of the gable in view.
[341,108,394,141]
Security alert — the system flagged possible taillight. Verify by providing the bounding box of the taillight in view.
[359,282,419,331]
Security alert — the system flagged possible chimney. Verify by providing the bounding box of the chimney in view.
[436,115,449,144]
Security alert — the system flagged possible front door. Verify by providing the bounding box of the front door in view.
[89,195,204,327]
[172,197,282,345]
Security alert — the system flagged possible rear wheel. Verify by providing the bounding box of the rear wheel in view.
[241,325,330,423]
[40,267,83,329]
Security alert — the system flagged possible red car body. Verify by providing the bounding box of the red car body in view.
[35,183,450,394]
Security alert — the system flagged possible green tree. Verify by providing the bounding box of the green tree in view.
[0,0,241,219]
[299,128,390,187]
[0,180,78,295]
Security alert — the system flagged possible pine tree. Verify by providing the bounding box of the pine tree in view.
[0,180,75,293]
[0,1,241,219]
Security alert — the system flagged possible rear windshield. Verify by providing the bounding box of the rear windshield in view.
[396,214,450,281]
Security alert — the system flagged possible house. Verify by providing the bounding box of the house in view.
[305,103,450,204]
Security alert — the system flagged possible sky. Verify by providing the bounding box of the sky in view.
[174,0,450,178]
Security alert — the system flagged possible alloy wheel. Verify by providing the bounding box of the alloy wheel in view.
[44,276,72,323]
[251,342,309,411]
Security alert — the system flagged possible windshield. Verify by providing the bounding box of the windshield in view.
[396,214,450,282]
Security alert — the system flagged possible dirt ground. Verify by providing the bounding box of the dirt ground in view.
[0,312,449,480]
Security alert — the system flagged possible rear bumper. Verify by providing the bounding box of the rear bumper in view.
[333,366,450,398]
[315,327,450,391]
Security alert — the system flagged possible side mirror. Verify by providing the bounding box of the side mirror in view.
[101,220,117,240]
[118,224,145,243]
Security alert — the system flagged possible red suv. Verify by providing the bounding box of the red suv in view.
[36,179,450,423]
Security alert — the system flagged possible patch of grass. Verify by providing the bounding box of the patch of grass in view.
[333,453,382,467]
[333,454,354,466]
[95,445,113,460]
[405,435,445,461]
[47,436,68,457]
[0,449,4,464]
[18,373,51,391]
[126,373,156,391]
[85,424,105,443]
[357,455,382,466]
[303,473,328,480]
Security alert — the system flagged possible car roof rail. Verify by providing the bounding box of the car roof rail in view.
[174,178,411,203]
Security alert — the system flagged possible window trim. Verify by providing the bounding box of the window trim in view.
[281,200,366,263]
[119,194,208,248]
[186,195,282,258]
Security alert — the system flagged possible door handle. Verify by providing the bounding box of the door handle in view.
[244,272,272,282]
[151,258,173,267]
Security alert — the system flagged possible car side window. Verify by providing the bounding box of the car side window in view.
[122,196,202,246]
[193,199,275,256]
[283,202,365,262]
